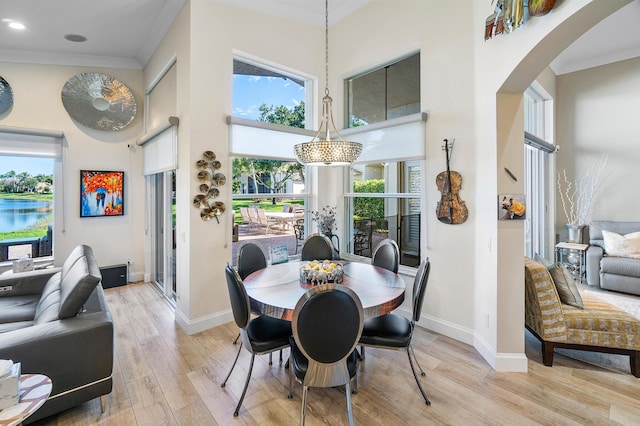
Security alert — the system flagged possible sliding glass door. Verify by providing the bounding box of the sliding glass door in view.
[149,170,176,300]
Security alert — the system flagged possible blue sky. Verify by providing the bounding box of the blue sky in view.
[0,75,302,175]
[0,156,53,176]
[233,74,305,120]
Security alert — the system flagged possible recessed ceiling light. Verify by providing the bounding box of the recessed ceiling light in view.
[64,34,87,42]
[4,20,26,30]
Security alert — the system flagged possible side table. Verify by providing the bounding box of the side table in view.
[0,374,52,426]
[555,242,589,284]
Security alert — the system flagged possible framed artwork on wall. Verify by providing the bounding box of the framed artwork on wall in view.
[498,194,526,220]
[80,170,124,217]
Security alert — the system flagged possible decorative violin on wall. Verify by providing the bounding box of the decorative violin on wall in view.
[436,139,468,225]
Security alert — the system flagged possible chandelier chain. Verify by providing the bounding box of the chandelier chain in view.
[325,0,329,97]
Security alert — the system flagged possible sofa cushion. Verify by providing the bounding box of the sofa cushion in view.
[33,272,62,324]
[600,256,640,277]
[562,293,640,350]
[534,254,583,309]
[589,220,640,250]
[602,230,640,260]
[0,295,40,323]
[61,244,94,278]
[58,254,101,319]
[548,262,584,309]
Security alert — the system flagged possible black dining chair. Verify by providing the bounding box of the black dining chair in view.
[371,238,400,274]
[300,233,334,261]
[293,219,305,254]
[232,242,268,345]
[358,258,432,405]
[288,284,363,426]
[220,264,292,416]
[236,241,267,280]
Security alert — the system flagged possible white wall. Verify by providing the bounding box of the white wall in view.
[0,62,145,278]
[556,57,640,236]
[142,0,633,372]
[2,0,633,374]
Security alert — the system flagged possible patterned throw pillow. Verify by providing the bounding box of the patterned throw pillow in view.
[534,253,583,309]
[602,230,640,259]
[547,262,584,309]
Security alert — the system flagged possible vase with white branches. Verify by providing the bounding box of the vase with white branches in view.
[557,154,607,241]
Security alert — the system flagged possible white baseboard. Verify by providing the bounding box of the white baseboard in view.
[411,307,528,373]
[474,333,528,372]
[175,307,234,335]
[128,271,144,283]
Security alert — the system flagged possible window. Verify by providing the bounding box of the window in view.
[231,57,312,263]
[346,52,420,127]
[0,155,54,262]
[342,53,423,268]
[345,160,421,268]
[233,58,308,125]
[524,86,554,259]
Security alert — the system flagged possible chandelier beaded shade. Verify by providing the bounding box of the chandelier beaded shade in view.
[294,0,362,166]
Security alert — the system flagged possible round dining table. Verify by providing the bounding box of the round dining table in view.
[243,260,406,321]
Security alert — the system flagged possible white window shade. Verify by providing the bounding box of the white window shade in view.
[0,126,63,158]
[141,125,177,176]
[339,113,427,164]
[227,116,315,160]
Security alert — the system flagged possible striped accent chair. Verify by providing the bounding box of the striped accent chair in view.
[525,257,640,377]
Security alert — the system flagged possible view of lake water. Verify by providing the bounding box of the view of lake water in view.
[0,199,52,232]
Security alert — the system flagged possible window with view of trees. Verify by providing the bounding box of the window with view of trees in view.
[230,58,311,262]
[0,156,54,261]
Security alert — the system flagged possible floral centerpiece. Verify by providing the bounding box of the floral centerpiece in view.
[311,205,337,235]
[299,260,344,285]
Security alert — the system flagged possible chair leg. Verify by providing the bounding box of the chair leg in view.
[269,353,273,366]
[288,356,294,399]
[345,381,355,426]
[233,332,240,345]
[233,353,256,416]
[280,349,283,364]
[351,373,358,394]
[221,342,243,387]
[100,395,106,413]
[301,385,309,426]
[631,351,639,378]
[406,347,431,405]
[409,344,426,376]
[360,346,365,360]
[541,341,555,367]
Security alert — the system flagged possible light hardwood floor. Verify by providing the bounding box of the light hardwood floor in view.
[32,282,640,425]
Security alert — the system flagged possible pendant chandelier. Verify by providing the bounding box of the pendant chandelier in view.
[294,0,362,166]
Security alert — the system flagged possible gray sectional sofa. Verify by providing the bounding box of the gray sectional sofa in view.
[0,244,113,423]
[587,220,640,296]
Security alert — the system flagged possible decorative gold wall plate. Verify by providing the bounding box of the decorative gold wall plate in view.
[0,76,13,114]
[61,72,137,131]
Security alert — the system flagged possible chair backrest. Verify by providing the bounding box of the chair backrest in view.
[225,263,251,330]
[301,233,334,261]
[412,258,431,323]
[292,284,363,387]
[240,207,251,222]
[256,208,270,225]
[247,208,259,226]
[283,203,290,213]
[293,220,305,241]
[372,239,400,274]
[237,242,267,280]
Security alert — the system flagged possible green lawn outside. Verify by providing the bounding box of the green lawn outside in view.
[231,199,304,224]
[0,192,53,201]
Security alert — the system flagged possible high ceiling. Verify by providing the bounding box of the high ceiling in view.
[0,0,638,73]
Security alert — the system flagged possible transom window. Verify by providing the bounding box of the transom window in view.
[346,52,420,127]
